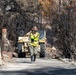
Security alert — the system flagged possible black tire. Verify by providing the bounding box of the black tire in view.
[39,43,46,58]
[18,52,26,58]
[17,43,26,58]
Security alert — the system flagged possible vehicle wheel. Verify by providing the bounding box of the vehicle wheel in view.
[18,52,25,58]
[39,43,46,58]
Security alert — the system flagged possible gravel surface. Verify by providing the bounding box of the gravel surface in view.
[0,58,76,75]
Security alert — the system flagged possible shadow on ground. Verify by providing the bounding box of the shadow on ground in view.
[0,67,76,75]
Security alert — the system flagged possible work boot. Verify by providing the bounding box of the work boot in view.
[33,54,36,62]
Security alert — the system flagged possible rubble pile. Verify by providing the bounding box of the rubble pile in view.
[46,45,63,59]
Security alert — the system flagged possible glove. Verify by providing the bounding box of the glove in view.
[31,39,34,43]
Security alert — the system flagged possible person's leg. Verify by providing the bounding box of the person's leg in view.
[29,45,34,62]
[33,46,38,62]
[33,54,36,61]
[31,55,33,62]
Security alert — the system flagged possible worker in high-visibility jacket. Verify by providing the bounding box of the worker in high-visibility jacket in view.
[29,26,40,62]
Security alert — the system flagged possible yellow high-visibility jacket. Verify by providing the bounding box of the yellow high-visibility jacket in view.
[30,32,40,46]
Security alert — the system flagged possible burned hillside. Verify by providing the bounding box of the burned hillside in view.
[38,0,76,59]
[0,0,76,59]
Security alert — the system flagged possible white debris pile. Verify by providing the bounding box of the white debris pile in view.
[46,46,63,59]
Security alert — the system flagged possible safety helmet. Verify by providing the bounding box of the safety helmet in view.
[32,26,38,31]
